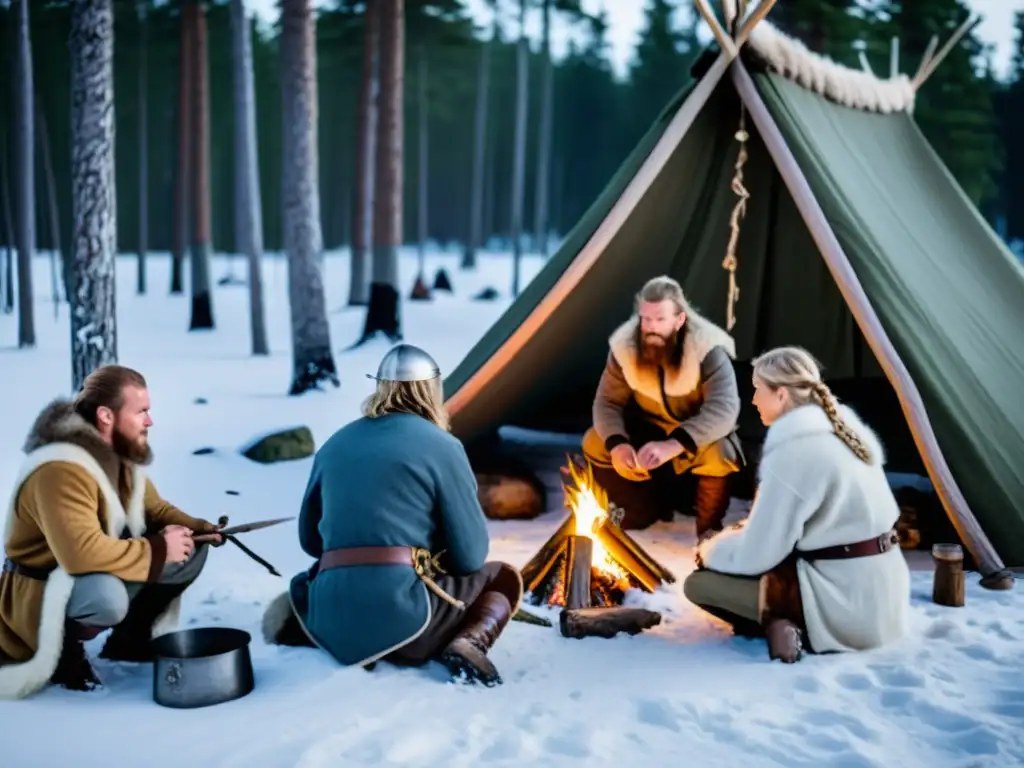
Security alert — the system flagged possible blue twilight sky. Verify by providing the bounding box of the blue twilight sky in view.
[245,0,1022,81]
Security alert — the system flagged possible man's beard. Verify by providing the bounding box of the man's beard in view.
[638,329,680,366]
[112,429,153,465]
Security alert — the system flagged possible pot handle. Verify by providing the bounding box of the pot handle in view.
[165,662,183,687]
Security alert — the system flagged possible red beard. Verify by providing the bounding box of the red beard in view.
[112,429,153,465]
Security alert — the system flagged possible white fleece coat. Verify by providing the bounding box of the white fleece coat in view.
[697,402,911,653]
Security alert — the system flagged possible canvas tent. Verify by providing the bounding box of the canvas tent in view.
[442,1,1024,582]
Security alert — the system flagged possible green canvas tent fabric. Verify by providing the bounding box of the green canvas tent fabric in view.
[442,25,1024,573]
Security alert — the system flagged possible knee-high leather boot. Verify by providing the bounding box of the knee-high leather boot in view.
[99,582,189,662]
[51,619,105,692]
[439,591,512,687]
[694,476,731,540]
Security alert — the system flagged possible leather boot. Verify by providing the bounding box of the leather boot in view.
[694,476,731,540]
[274,611,316,648]
[99,582,188,663]
[765,619,804,663]
[439,591,512,687]
[51,620,104,692]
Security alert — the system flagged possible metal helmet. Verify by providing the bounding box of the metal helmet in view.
[366,344,441,383]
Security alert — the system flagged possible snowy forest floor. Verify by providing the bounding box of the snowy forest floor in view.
[0,251,1023,767]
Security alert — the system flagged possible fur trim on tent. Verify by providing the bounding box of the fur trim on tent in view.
[722,0,916,114]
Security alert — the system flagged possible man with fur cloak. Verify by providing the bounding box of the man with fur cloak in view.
[0,365,222,697]
[582,276,744,537]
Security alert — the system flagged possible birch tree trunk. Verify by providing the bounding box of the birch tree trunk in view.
[281,0,338,394]
[359,0,404,343]
[348,0,379,307]
[509,0,530,298]
[533,0,554,258]
[136,0,148,294]
[231,0,268,355]
[461,16,494,271]
[188,0,214,330]
[15,0,36,347]
[171,5,193,295]
[69,0,118,393]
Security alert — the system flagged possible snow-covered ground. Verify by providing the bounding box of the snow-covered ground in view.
[1,251,1023,767]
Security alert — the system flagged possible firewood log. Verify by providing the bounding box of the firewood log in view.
[599,517,676,584]
[559,606,662,639]
[520,514,573,590]
[593,520,662,593]
[564,535,593,610]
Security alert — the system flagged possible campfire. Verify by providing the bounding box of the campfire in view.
[518,458,673,638]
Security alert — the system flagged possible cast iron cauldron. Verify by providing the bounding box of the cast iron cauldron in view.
[152,627,255,709]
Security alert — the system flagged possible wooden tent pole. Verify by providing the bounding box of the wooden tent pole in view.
[694,0,738,59]
[735,0,777,47]
[913,16,980,90]
[914,35,940,84]
[730,61,1013,589]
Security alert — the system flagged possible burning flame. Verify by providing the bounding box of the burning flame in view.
[563,460,626,577]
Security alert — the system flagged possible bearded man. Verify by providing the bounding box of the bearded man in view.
[0,365,223,698]
[582,276,744,537]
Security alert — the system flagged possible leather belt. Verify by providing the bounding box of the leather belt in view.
[319,546,467,610]
[320,546,416,570]
[3,557,55,581]
[797,529,900,561]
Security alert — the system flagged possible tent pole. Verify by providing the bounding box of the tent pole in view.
[446,51,736,422]
[730,61,1013,590]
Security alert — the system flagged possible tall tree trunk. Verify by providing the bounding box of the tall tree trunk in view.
[136,0,148,294]
[533,0,554,258]
[509,0,529,298]
[171,4,193,295]
[231,0,268,356]
[0,128,14,314]
[461,17,494,270]
[188,0,214,330]
[281,0,338,394]
[348,0,379,307]
[359,0,404,343]
[415,43,428,281]
[15,0,36,348]
[35,97,63,316]
[69,0,118,393]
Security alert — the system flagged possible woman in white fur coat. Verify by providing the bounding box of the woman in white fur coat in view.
[684,346,911,663]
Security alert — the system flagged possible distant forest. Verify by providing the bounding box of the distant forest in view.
[3,0,1023,259]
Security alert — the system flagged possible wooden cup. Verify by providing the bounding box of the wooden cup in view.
[931,543,965,607]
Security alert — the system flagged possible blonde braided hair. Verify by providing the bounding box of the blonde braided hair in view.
[752,346,872,464]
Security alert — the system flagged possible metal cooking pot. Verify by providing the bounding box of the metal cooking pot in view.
[152,627,255,709]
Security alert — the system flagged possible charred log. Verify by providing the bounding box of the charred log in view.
[559,607,662,639]
[520,513,572,592]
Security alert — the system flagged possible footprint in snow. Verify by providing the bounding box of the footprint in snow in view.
[957,643,997,662]
[866,664,925,689]
[635,698,682,732]
[834,672,874,691]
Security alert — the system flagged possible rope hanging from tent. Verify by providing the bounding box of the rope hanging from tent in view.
[722,104,749,332]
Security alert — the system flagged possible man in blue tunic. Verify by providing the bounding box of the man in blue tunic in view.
[261,345,523,686]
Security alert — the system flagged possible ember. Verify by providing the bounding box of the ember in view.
[519,457,675,611]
